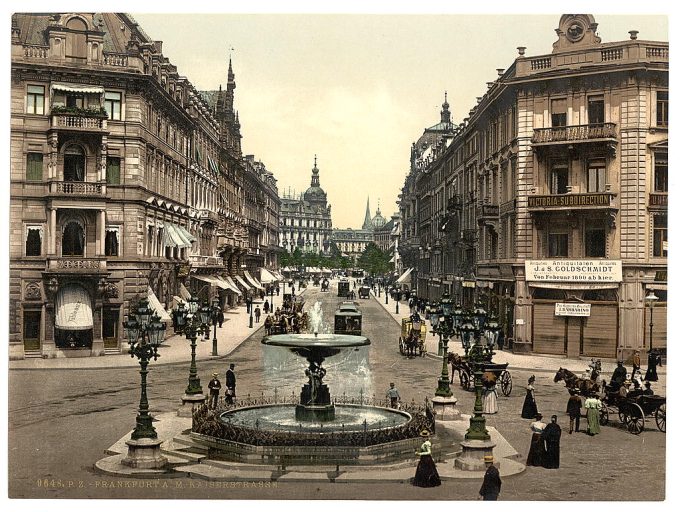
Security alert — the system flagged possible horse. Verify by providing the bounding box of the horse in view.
[448,353,466,384]
[405,331,419,358]
[554,367,600,396]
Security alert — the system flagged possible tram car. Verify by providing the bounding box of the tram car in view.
[334,304,362,335]
[358,285,371,299]
[338,279,350,297]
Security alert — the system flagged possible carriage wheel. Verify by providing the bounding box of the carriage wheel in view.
[623,403,645,435]
[599,405,609,426]
[500,371,512,396]
[461,371,470,390]
[655,403,666,433]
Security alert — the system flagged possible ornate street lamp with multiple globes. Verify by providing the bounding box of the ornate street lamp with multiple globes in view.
[122,299,166,440]
[432,292,455,397]
[210,298,221,356]
[464,304,491,442]
[645,290,659,351]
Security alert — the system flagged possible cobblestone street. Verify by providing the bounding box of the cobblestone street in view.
[8,281,666,500]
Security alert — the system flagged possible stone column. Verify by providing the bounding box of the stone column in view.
[91,296,105,356]
[98,210,106,256]
[49,207,57,255]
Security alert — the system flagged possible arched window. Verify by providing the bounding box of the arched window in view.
[65,17,88,61]
[64,145,85,181]
[62,220,85,256]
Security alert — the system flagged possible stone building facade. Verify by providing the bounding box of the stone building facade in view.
[400,14,668,360]
[9,12,279,359]
[332,198,387,263]
[279,157,333,255]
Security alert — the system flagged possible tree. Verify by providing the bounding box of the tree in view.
[357,242,392,276]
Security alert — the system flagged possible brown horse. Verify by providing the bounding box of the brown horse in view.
[554,367,600,396]
[448,353,466,384]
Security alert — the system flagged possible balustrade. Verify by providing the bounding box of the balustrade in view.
[532,123,617,144]
[52,181,104,196]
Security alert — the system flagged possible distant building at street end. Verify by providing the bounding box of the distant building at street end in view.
[279,156,333,255]
[400,14,668,361]
[332,197,387,263]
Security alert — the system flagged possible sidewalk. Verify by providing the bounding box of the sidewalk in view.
[8,292,296,371]
[371,290,667,382]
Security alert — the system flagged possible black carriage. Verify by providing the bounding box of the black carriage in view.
[313,277,320,286]
[321,279,329,292]
[358,285,370,299]
[338,280,350,297]
[334,306,362,335]
[599,390,666,435]
[451,357,513,397]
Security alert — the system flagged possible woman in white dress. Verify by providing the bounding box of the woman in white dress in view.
[482,372,499,414]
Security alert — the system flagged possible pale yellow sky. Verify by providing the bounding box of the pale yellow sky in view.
[131,13,667,229]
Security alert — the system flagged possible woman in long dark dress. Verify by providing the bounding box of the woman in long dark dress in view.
[412,430,441,487]
[542,415,562,469]
[526,414,546,466]
[521,375,539,419]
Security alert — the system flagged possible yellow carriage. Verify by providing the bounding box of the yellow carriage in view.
[399,317,427,357]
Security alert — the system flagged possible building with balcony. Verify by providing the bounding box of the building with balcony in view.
[402,14,668,360]
[10,13,278,359]
[279,157,333,255]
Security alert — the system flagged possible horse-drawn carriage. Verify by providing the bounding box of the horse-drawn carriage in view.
[448,353,513,396]
[321,279,329,292]
[313,277,320,286]
[398,317,427,357]
[334,303,362,335]
[358,285,371,299]
[599,388,666,435]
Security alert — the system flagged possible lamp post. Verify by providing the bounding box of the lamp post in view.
[211,298,220,356]
[121,299,167,469]
[434,292,454,397]
[458,314,476,357]
[645,291,659,350]
[395,296,399,314]
[177,297,207,417]
[385,287,389,305]
[200,302,211,341]
[249,299,254,328]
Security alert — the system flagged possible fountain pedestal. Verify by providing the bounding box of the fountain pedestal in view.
[296,383,335,421]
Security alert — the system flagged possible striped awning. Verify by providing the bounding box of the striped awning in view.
[193,274,230,290]
[164,223,192,249]
[147,287,172,321]
[234,275,251,291]
[260,268,278,284]
[214,275,241,294]
[51,83,104,95]
[396,267,413,284]
[179,283,192,300]
[176,225,196,243]
[222,276,243,295]
[55,284,93,331]
[244,270,264,290]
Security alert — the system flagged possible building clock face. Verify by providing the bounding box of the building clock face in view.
[566,21,585,42]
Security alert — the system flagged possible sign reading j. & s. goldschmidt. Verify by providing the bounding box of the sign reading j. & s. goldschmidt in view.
[525,260,622,282]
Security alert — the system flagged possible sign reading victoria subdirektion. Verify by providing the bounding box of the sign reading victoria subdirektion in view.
[525,260,622,282]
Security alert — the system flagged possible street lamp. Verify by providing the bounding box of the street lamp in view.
[473,302,487,332]
[123,299,166,440]
[464,307,491,443]
[434,292,454,397]
[183,308,205,397]
[429,301,440,339]
[645,291,659,350]
[458,314,476,357]
[211,298,220,356]
[485,313,501,354]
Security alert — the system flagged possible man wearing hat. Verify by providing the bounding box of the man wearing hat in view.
[479,455,501,501]
[386,382,400,409]
[566,388,582,434]
[207,373,222,409]
[610,361,627,392]
[225,363,236,404]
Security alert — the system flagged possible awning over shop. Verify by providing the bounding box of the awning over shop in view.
[193,275,231,291]
[244,270,264,290]
[528,282,619,290]
[321,268,332,274]
[55,284,93,331]
[215,275,241,295]
[223,276,243,295]
[260,268,278,284]
[176,225,196,243]
[234,275,251,291]
[396,267,413,284]
[147,287,172,321]
[179,283,192,300]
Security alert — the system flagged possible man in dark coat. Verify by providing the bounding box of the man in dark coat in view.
[542,415,562,469]
[566,389,582,434]
[610,361,627,391]
[207,373,221,409]
[225,363,236,403]
[479,455,501,500]
[644,349,660,381]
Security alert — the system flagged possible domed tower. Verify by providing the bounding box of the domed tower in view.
[303,155,327,207]
[371,202,387,230]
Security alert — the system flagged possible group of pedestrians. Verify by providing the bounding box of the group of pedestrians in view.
[207,363,237,408]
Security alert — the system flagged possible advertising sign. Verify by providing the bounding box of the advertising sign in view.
[525,260,622,283]
[555,303,591,316]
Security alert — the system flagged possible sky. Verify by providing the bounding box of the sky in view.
[130,11,668,229]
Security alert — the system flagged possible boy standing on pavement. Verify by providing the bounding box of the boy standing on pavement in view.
[386,382,400,408]
[208,373,221,409]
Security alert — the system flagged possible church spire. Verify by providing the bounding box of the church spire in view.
[440,91,451,124]
[362,197,372,230]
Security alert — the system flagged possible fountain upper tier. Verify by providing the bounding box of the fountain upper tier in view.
[262,333,370,359]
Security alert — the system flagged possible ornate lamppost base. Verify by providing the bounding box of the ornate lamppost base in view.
[431,395,461,421]
[454,439,497,472]
[177,393,207,418]
[121,438,168,469]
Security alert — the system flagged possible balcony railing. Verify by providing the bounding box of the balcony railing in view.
[102,52,129,67]
[527,192,616,210]
[532,123,617,144]
[649,192,668,208]
[50,181,104,197]
[46,257,107,273]
[198,209,221,224]
[51,114,107,132]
